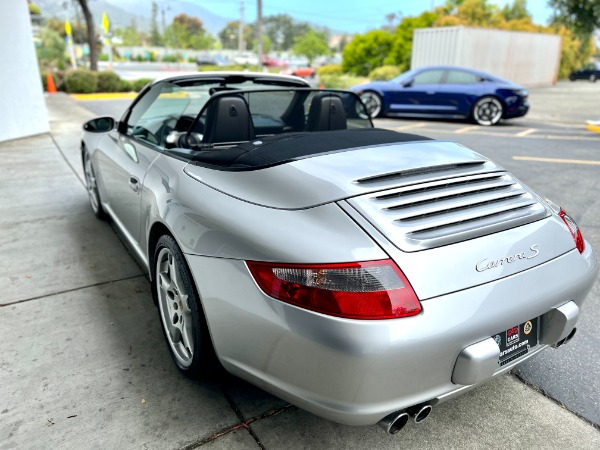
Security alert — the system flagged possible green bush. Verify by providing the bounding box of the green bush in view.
[96,71,121,92]
[368,65,402,81]
[64,69,98,93]
[98,54,109,61]
[132,78,154,92]
[319,74,368,90]
[119,79,133,92]
[317,64,343,76]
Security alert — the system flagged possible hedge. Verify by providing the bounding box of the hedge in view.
[97,71,121,92]
[368,65,402,81]
[64,69,98,93]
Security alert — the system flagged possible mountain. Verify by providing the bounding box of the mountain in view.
[35,0,229,36]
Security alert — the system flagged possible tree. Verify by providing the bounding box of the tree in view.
[219,21,253,50]
[342,30,394,76]
[292,29,330,66]
[550,0,600,38]
[76,0,97,71]
[263,14,310,51]
[501,0,529,21]
[36,28,66,70]
[386,11,438,71]
[163,14,215,49]
[115,23,144,47]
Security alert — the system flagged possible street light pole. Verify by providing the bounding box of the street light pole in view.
[257,0,263,68]
[238,0,245,54]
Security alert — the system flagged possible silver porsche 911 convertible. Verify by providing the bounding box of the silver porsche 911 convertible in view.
[82,73,598,434]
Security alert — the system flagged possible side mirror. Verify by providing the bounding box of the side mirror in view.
[83,116,116,133]
[401,78,414,88]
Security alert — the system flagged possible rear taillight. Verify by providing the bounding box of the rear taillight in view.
[559,208,585,253]
[246,259,421,320]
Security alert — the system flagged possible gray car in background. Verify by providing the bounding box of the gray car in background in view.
[81,73,598,434]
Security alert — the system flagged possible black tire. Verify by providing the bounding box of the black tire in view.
[83,149,108,220]
[359,91,383,118]
[590,74,597,83]
[471,96,504,126]
[153,235,216,379]
[569,75,576,81]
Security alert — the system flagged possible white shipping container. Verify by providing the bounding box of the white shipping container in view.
[411,27,562,86]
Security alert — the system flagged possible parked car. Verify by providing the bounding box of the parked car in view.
[351,65,529,125]
[81,72,597,434]
[569,63,600,82]
[282,63,316,78]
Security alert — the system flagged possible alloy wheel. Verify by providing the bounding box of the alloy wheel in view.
[84,153,101,214]
[360,92,383,118]
[473,97,503,126]
[156,247,195,367]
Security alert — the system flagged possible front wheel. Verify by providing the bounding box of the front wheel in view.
[83,149,107,220]
[154,235,215,378]
[359,91,383,118]
[471,96,504,126]
[590,74,597,83]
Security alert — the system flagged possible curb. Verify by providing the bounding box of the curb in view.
[69,93,138,101]
[586,121,600,134]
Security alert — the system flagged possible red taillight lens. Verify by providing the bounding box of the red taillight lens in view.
[559,208,585,253]
[246,259,421,320]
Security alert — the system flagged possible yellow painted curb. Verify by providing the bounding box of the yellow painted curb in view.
[586,122,600,134]
[70,93,138,101]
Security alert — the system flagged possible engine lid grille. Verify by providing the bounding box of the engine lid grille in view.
[347,171,549,252]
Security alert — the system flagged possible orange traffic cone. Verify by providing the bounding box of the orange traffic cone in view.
[46,72,57,94]
[319,83,324,89]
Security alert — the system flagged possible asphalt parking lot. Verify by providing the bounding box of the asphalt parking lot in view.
[1,82,599,449]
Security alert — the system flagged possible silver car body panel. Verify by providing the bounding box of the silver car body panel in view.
[186,243,597,425]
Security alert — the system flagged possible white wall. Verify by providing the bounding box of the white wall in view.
[411,27,562,86]
[0,1,49,143]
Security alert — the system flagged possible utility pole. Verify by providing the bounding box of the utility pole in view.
[238,0,245,53]
[257,0,263,67]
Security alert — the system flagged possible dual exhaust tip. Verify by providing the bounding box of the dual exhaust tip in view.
[553,327,577,348]
[378,403,432,434]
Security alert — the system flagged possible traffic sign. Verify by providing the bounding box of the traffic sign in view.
[102,12,110,34]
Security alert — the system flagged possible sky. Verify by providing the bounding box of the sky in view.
[174,0,555,34]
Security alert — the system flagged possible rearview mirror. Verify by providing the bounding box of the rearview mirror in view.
[401,78,414,88]
[83,117,116,133]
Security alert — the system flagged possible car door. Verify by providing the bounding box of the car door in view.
[388,69,445,115]
[433,69,486,117]
[95,82,176,243]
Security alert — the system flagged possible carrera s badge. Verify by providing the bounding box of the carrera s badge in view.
[476,244,539,272]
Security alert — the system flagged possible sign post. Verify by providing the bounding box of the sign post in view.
[65,20,77,69]
[102,12,113,71]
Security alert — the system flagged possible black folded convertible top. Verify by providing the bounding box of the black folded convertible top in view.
[190,128,432,171]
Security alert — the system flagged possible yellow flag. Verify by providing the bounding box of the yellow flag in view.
[65,20,72,37]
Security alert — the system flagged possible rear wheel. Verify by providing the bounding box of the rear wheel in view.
[472,96,503,126]
[83,150,107,220]
[359,91,383,118]
[154,235,214,378]
[590,74,597,83]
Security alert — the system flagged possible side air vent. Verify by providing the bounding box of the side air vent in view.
[347,171,549,252]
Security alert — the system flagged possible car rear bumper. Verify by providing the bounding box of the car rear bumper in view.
[186,242,597,426]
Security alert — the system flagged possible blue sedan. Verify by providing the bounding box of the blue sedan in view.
[351,66,529,126]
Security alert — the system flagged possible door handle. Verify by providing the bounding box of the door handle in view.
[426,91,436,95]
[129,176,140,193]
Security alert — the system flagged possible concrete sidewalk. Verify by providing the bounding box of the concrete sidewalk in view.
[0,94,599,449]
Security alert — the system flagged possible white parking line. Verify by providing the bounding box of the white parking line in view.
[454,126,479,134]
[395,123,427,131]
[516,128,537,137]
[513,156,600,165]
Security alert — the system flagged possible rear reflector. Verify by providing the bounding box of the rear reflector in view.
[559,208,585,253]
[246,259,421,319]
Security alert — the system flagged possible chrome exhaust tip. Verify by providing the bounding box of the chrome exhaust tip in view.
[407,403,432,423]
[378,410,409,434]
[553,327,577,348]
